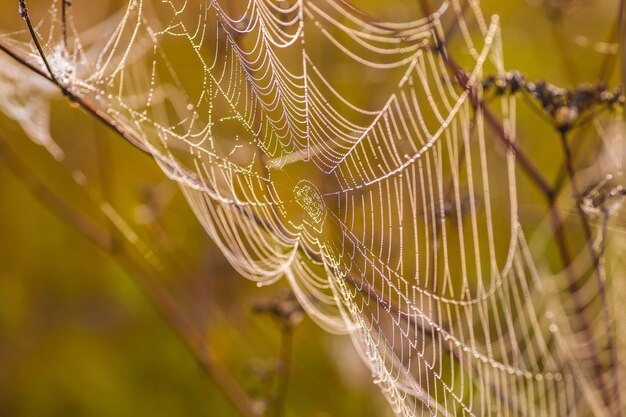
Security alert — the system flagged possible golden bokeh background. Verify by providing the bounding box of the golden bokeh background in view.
[0,0,623,416]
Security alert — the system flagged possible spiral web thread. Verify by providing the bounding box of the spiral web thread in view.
[1,0,624,415]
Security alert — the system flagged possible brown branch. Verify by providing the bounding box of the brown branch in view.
[0,39,153,157]
[480,98,554,197]
[0,135,261,417]
[0,138,113,249]
[2,0,551,338]
[2,6,267,413]
[18,0,57,83]
[415,0,617,412]
[3,1,620,414]
[416,0,553,196]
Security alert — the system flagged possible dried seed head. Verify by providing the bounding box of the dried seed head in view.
[554,105,579,131]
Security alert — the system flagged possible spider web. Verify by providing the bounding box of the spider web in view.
[1,0,623,415]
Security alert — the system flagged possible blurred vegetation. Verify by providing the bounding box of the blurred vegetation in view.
[0,0,624,416]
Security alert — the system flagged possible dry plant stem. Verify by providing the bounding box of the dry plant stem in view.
[552,0,626,198]
[421,1,553,196]
[480,97,553,196]
[558,130,620,416]
[0,37,205,191]
[116,257,262,417]
[5,6,262,414]
[424,4,553,196]
[0,135,261,417]
[0,0,542,358]
[0,28,323,313]
[550,125,591,197]
[61,0,69,51]
[0,40,153,158]
[18,0,57,84]
[2,0,618,413]
[117,255,262,417]
[0,138,112,249]
[415,0,618,412]
[1,2,486,414]
[547,200,612,407]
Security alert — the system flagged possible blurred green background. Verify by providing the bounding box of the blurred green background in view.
[0,0,623,416]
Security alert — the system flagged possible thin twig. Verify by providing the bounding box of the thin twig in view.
[18,0,58,84]
[61,0,69,51]
[0,39,151,156]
